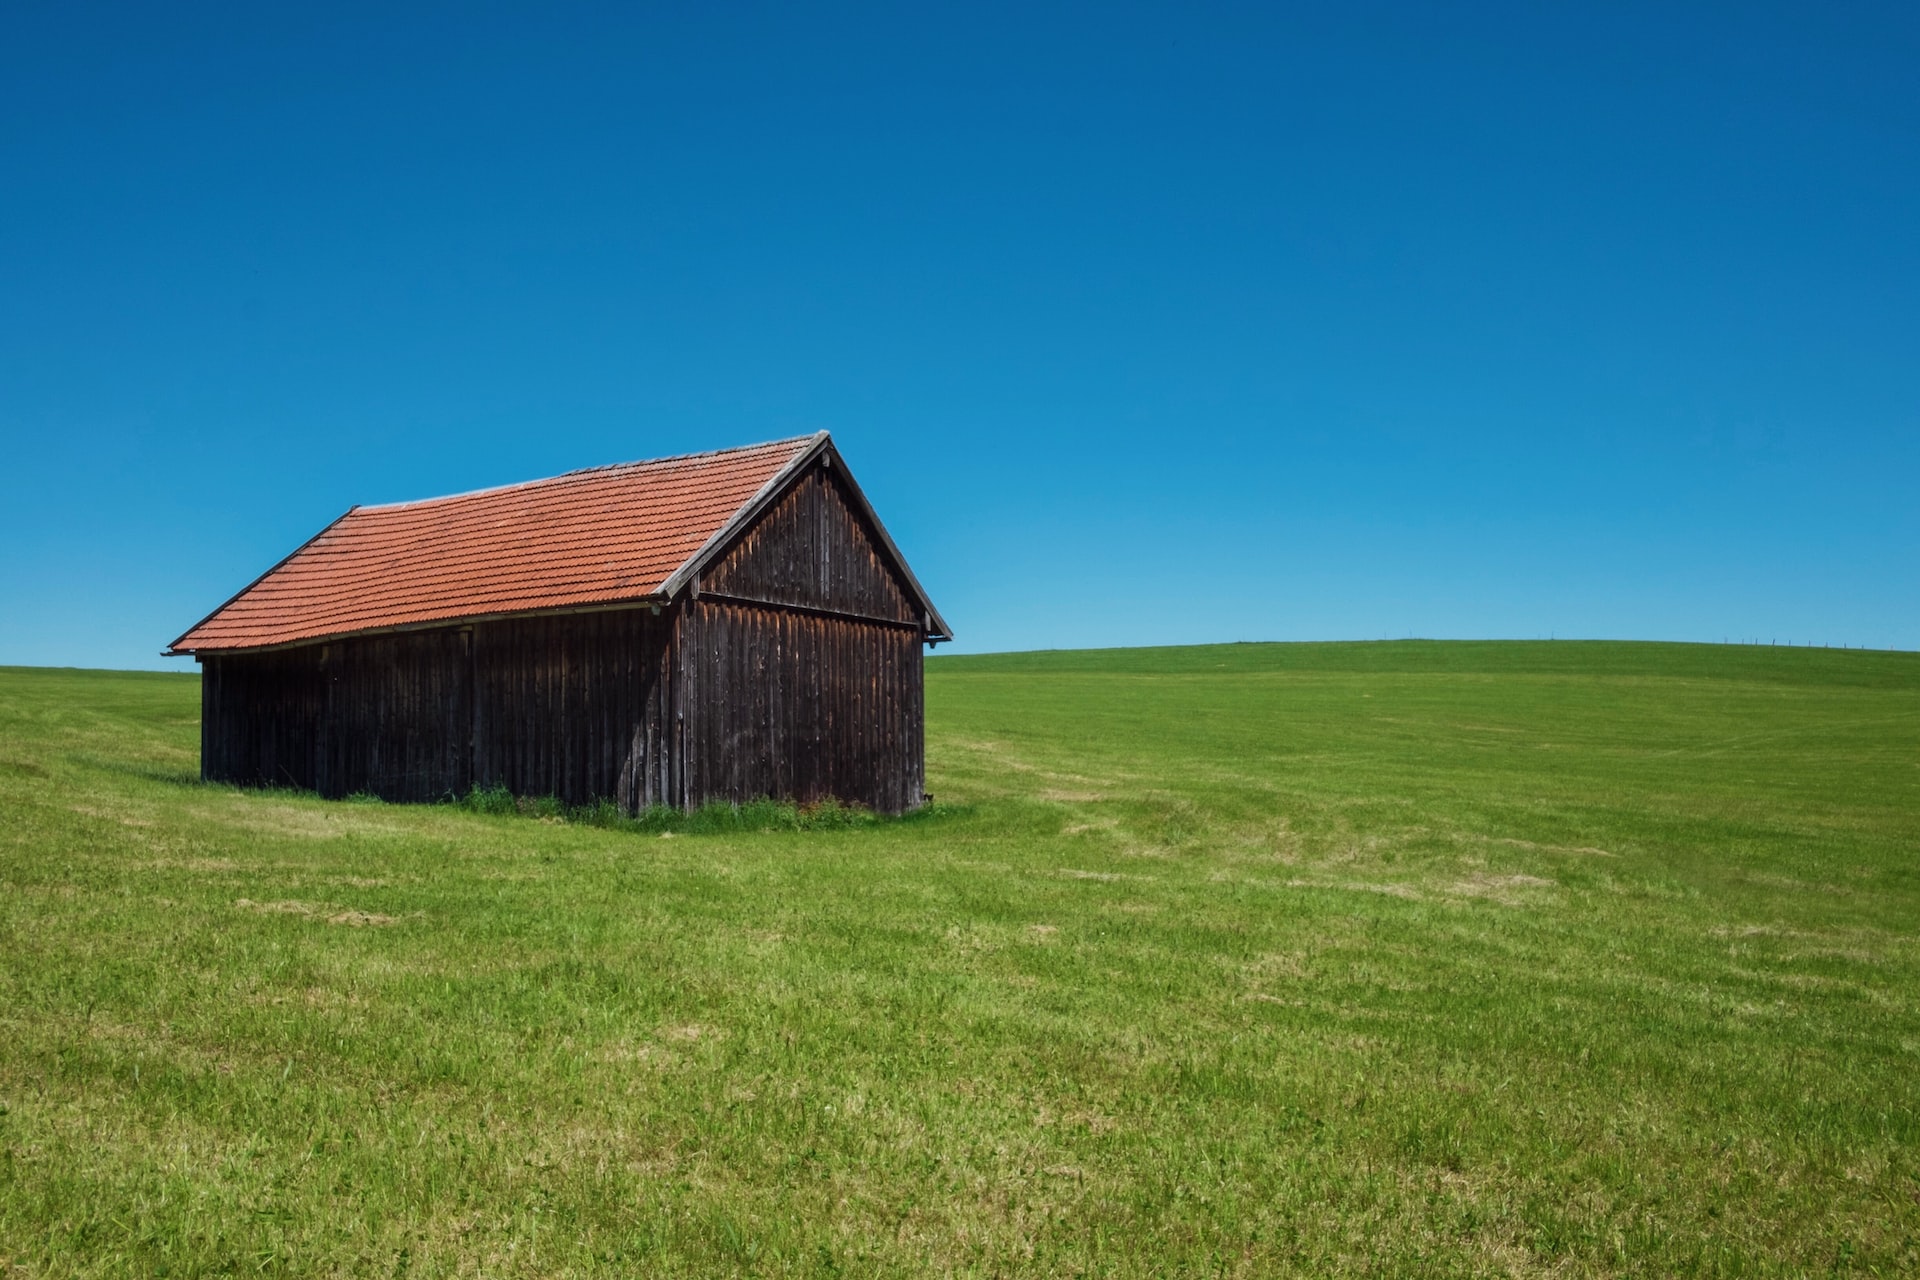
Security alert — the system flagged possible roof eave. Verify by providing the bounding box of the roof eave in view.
[163,506,363,657]
[167,592,674,657]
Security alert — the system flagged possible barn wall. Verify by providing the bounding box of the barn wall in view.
[471,609,672,810]
[676,600,924,815]
[313,629,474,802]
[201,648,325,790]
[680,457,929,814]
[202,610,672,807]
[202,631,478,801]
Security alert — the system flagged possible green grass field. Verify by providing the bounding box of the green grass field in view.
[2,641,1917,1277]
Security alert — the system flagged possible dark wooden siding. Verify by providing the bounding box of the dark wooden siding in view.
[471,609,672,810]
[201,648,324,790]
[314,629,473,801]
[202,609,672,807]
[675,600,923,814]
[680,458,928,814]
[702,464,919,625]
[203,631,475,802]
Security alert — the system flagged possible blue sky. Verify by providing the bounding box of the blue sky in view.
[2,1,1915,670]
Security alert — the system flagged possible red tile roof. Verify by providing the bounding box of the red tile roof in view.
[169,435,821,653]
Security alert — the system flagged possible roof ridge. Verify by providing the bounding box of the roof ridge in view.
[357,432,826,513]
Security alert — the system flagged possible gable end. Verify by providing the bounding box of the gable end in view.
[701,460,919,625]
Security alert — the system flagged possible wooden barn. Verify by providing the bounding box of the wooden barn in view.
[166,434,951,814]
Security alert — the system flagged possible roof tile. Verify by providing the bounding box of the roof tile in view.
[170,435,818,652]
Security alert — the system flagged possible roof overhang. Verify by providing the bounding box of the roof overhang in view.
[165,595,673,657]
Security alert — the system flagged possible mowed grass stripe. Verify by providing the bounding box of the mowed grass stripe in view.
[0,641,1916,1276]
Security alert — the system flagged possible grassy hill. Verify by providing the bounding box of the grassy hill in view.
[2,641,1917,1276]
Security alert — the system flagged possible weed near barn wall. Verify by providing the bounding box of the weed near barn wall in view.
[444,781,932,834]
